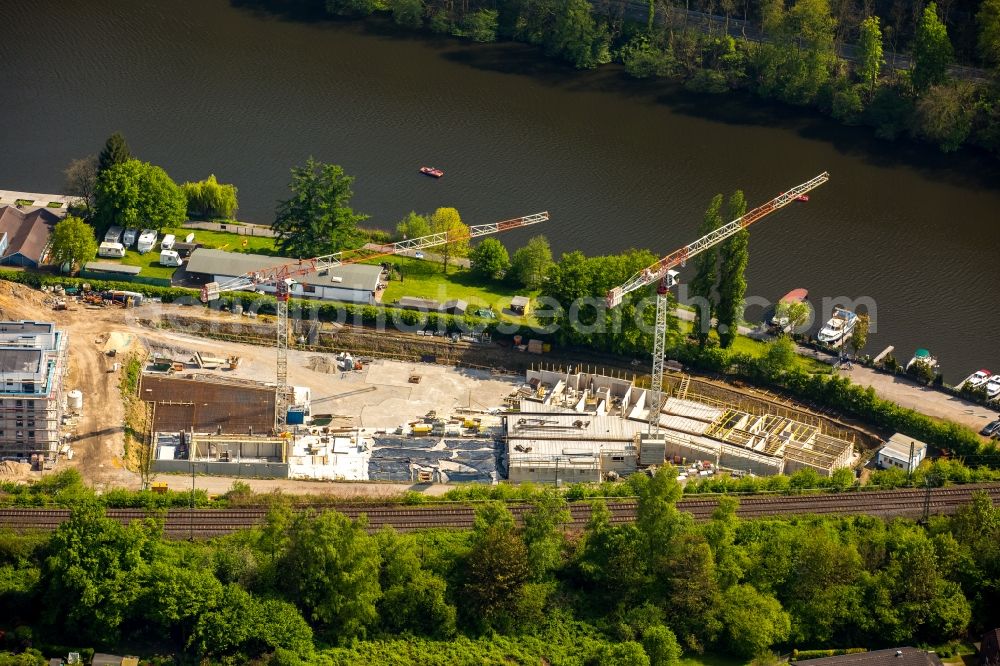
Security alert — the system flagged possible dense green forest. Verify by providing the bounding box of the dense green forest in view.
[2,468,999,664]
[285,0,1000,156]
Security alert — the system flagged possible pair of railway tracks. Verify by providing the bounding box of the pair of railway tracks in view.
[1,484,997,539]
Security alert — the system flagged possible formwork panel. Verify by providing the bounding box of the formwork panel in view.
[141,375,275,434]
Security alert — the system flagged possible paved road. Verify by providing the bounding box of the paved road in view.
[794,345,1000,431]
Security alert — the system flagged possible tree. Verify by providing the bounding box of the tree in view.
[189,584,313,660]
[690,194,723,346]
[280,511,381,641]
[376,529,457,638]
[593,641,651,666]
[49,216,98,272]
[42,503,155,644]
[273,158,368,259]
[181,174,238,219]
[428,207,469,273]
[469,238,510,280]
[142,561,223,647]
[717,191,749,348]
[97,132,132,175]
[389,0,424,27]
[521,489,571,580]
[396,211,431,241]
[643,625,682,666]
[509,235,553,288]
[94,159,187,232]
[718,584,791,658]
[326,0,376,16]
[978,0,1000,66]
[463,9,499,42]
[913,82,976,152]
[773,299,811,333]
[547,0,609,68]
[857,16,885,99]
[850,312,870,356]
[911,3,953,93]
[462,505,530,630]
[63,155,99,216]
[760,336,797,377]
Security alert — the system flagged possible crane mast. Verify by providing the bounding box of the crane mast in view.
[605,173,829,435]
[200,212,549,433]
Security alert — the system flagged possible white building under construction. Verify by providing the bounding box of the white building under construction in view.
[505,368,855,483]
[0,321,67,458]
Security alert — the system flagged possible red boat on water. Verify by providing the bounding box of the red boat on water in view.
[420,166,444,178]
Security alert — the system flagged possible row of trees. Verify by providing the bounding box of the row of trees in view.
[63,133,241,240]
[468,235,554,288]
[2,469,998,663]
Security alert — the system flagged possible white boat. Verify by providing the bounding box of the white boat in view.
[967,370,992,388]
[906,348,939,372]
[817,307,857,344]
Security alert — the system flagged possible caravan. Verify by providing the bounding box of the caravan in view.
[159,250,182,267]
[160,234,176,250]
[122,228,138,248]
[137,229,158,254]
[98,242,126,258]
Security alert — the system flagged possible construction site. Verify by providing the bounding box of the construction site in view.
[0,178,880,490]
[504,367,857,484]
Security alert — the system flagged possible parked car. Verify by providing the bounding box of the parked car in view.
[980,419,1000,436]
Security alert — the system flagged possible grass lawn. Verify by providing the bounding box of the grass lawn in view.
[165,226,277,254]
[117,249,177,280]
[377,256,539,325]
[676,320,833,374]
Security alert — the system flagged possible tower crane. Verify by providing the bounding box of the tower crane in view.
[200,211,549,432]
[605,173,829,436]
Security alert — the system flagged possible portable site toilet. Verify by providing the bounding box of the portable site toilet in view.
[160,233,176,250]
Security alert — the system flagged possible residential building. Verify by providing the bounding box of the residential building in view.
[0,205,61,268]
[0,321,67,458]
[794,647,943,666]
[184,248,383,304]
[877,433,928,472]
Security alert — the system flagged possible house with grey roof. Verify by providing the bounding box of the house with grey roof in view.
[795,648,944,666]
[0,205,61,268]
[184,248,383,305]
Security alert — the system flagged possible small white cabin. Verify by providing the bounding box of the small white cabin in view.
[137,229,157,254]
[159,250,182,267]
[98,242,126,258]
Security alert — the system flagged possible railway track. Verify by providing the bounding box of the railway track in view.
[1,484,997,539]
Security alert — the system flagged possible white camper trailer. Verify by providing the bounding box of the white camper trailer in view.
[160,234,176,250]
[98,242,126,258]
[159,250,182,267]
[137,229,158,254]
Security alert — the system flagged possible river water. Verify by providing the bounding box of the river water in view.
[2,0,999,383]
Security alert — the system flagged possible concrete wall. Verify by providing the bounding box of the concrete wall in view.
[509,462,601,484]
[152,459,289,478]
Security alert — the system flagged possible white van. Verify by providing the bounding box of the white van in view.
[160,234,176,250]
[98,242,126,258]
[159,250,182,267]
[137,229,157,254]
